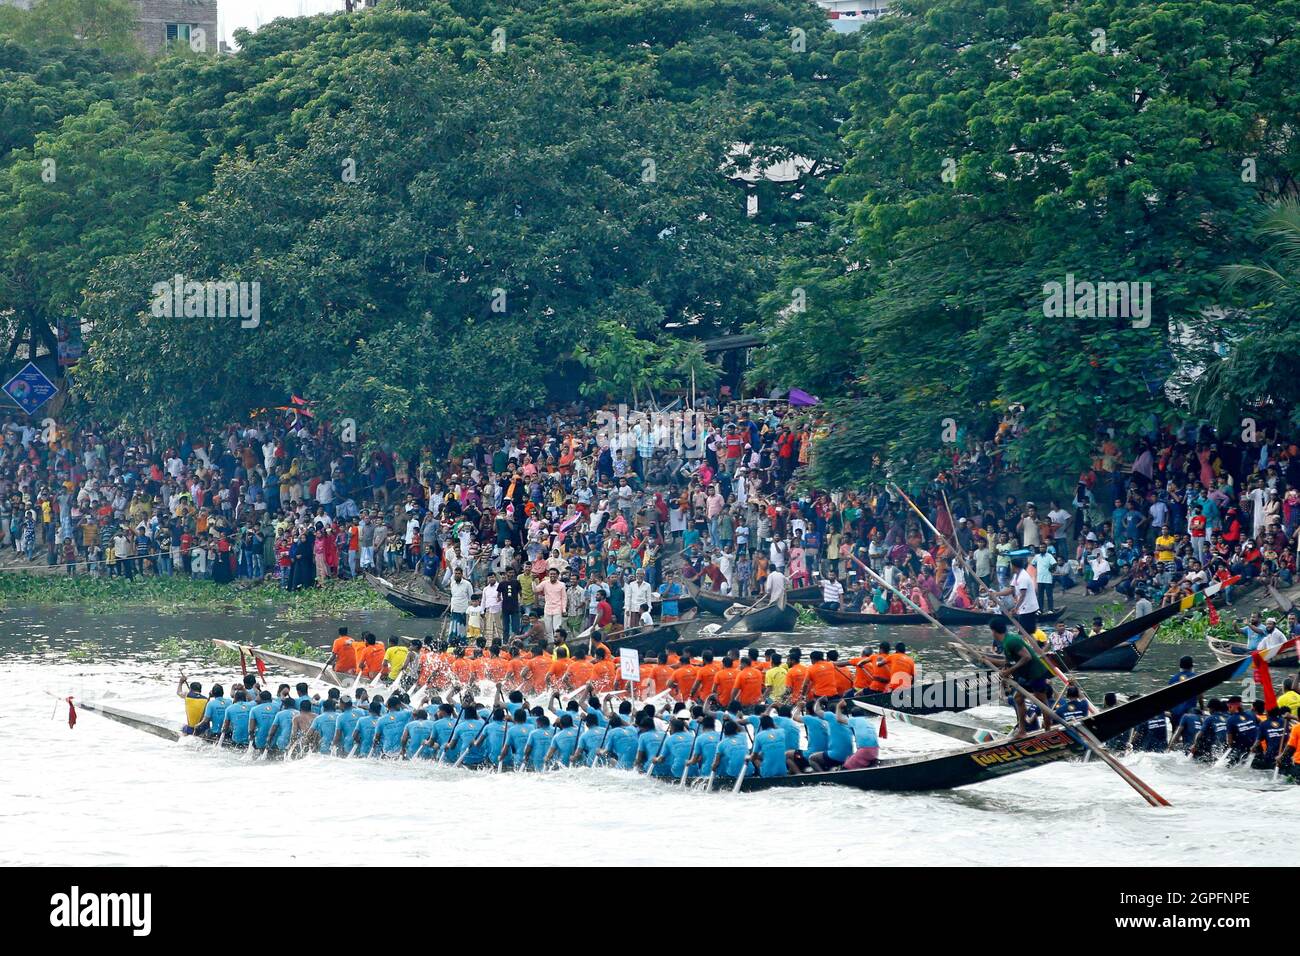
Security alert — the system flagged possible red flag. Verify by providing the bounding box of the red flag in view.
[1206,599,1219,626]
[1252,639,1297,711]
[878,714,887,739]
[255,656,267,678]
[66,696,77,729]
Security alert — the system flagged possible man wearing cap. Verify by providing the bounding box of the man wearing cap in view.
[1259,617,1290,654]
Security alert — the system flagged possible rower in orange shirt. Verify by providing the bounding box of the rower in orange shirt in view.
[548,653,571,690]
[886,642,916,688]
[483,647,512,683]
[643,653,675,697]
[357,633,386,678]
[565,650,595,690]
[671,657,699,702]
[785,649,810,701]
[826,650,855,697]
[733,659,765,707]
[451,647,475,685]
[864,641,893,692]
[692,651,719,700]
[806,650,841,699]
[330,627,358,675]
[713,657,739,705]
[848,646,874,692]
[590,649,616,693]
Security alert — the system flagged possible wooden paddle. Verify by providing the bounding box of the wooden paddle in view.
[890,484,1169,808]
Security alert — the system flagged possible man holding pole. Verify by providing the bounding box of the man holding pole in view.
[990,617,1053,737]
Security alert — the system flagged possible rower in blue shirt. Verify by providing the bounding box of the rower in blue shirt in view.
[773,705,801,751]
[247,691,279,749]
[423,703,457,760]
[799,703,829,763]
[1167,656,1201,726]
[268,699,298,757]
[685,716,720,778]
[449,710,488,765]
[376,697,411,756]
[399,709,433,758]
[479,709,509,765]
[1170,703,1205,755]
[333,697,360,754]
[575,713,606,766]
[504,710,533,768]
[200,685,231,738]
[1224,697,1261,764]
[220,690,253,745]
[1190,698,1229,761]
[711,721,749,778]
[546,714,580,767]
[656,719,696,778]
[599,717,639,769]
[1053,684,1090,722]
[813,698,854,770]
[635,717,670,776]
[1129,714,1168,752]
[308,699,340,755]
[751,716,789,778]
[1255,708,1289,770]
[523,717,555,771]
[352,700,384,757]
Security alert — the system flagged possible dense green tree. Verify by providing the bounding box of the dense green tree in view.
[764,0,1300,492]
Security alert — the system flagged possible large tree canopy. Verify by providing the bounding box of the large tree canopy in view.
[0,0,853,448]
[754,0,1300,490]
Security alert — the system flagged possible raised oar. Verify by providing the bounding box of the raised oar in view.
[886,486,1169,808]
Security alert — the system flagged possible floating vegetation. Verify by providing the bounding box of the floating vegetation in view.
[0,575,387,619]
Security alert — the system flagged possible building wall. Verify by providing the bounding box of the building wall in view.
[133,0,219,54]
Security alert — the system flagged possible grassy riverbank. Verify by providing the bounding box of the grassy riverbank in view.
[0,574,389,620]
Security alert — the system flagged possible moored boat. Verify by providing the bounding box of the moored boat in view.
[814,606,931,626]
[366,573,451,618]
[603,611,699,656]
[723,600,798,633]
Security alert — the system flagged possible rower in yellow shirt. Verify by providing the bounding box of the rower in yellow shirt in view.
[1277,677,1300,718]
[764,652,790,701]
[382,637,410,682]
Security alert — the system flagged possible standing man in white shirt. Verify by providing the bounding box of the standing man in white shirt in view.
[992,556,1040,634]
[1030,545,1057,612]
[765,567,788,609]
[820,569,844,610]
[624,568,652,629]
[447,566,474,645]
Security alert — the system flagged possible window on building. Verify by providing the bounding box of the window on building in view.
[165,23,195,45]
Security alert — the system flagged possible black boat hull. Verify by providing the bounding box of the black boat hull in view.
[727,653,1243,792]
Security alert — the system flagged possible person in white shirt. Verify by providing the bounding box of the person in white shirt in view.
[1259,619,1289,653]
[624,569,652,629]
[765,568,788,608]
[1030,545,1057,612]
[447,567,474,644]
[820,570,845,609]
[482,575,502,641]
[992,557,1040,631]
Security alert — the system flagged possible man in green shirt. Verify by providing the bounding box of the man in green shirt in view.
[989,617,1053,737]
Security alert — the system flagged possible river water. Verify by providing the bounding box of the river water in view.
[1,606,1293,866]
